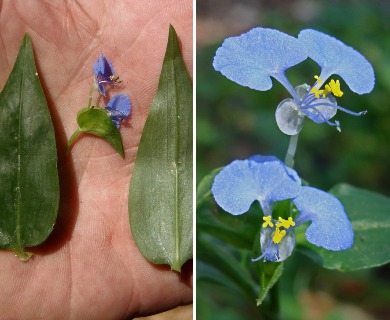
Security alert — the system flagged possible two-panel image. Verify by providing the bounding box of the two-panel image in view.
[0,1,389,319]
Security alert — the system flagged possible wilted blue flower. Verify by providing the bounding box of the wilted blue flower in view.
[211,156,354,262]
[213,27,375,135]
[93,53,121,96]
[105,94,131,128]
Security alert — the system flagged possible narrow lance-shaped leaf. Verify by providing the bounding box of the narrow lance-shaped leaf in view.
[129,25,193,272]
[0,34,59,261]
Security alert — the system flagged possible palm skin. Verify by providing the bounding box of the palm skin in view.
[0,1,193,319]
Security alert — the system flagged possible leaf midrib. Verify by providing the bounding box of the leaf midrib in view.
[15,37,27,250]
[169,32,181,266]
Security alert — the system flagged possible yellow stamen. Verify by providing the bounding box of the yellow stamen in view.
[309,87,325,99]
[325,79,343,97]
[272,228,286,244]
[276,217,296,229]
[311,76,344,98]
[109,75,122,83]
[262,216,274,228]
[314,75,323,84]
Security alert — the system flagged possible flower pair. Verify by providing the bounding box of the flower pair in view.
[211,156,354,262]
[93,54,131,128]
[213,28,375,134]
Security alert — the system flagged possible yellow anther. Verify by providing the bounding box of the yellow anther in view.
[314,75,323,84]
[262,216,274,228]
[276,217,296,229]
[272,228,286,244]
[322,86,331,97]
[325,79,343,97]
[109,75,122,83]
[309,87,324,98]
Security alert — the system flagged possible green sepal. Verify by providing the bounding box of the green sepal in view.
[67,107,124,157]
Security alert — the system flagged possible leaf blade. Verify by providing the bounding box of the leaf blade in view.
[129,25,193,271]
[0,34,59,260]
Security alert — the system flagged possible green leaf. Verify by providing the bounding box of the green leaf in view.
[198,206,262,250]
[197,235,258,300]
[257,262,284,306]
[299,183,390,271]
[67,107,124,157]
[129,25,193,272]
[0,34,59,261]
[196,167,221,208]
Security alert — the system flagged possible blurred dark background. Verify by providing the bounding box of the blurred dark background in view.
[197,0,390,319]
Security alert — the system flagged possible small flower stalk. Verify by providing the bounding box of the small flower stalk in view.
[67,54,131,157]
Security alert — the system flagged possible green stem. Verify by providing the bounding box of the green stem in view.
[12,245,32,262]
[284,134,299,168]
[87,83,95,108]
[66,128,82,154]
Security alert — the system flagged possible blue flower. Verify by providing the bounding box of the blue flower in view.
[105,94,131,128]
[211,156,354,262]
[213,27,375,135]
[93,53,121,96]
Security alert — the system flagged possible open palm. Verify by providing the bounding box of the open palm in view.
[0,1,192,319]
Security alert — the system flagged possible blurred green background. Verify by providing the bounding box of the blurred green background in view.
[197,0,390,319]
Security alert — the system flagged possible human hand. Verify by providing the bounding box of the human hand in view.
[0,1,192,319]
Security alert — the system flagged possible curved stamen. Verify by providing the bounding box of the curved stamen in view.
[251,238,272,262]
[301,101,336,110]
[305,106,341,131]
[251,253,265,262]
[304,102,367,117]
[96,76,114,84]
[335,105,367,116]
[301,92,317,107]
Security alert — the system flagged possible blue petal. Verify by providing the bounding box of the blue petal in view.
[293,186,354,250]
[105,94,131,128]
[213,28,308,91]
[97,83,106,96]
[106,94,131,117]
[109,117,120,128]
[211,156,301,215]
[298,29,375,94]
[93,53,114,78]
